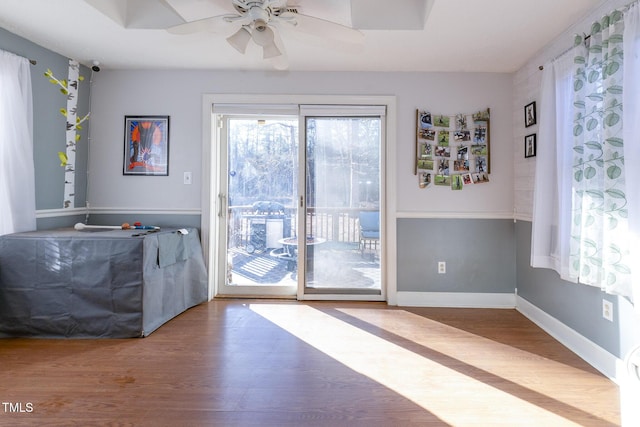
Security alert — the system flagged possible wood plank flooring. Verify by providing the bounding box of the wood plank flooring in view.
[0,300,620,426]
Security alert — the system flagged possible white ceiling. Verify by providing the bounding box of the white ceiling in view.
[0,0,603,72]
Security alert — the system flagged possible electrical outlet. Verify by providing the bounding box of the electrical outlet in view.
[183,172,192,185]
[438,261,446,274]
[602,299,613,322]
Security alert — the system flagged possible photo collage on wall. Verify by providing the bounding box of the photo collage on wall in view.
[416,108,490,190]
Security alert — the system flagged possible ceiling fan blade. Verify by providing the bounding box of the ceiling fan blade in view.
[269,25,289,70]
[167,14,237,35]
[288,13,365,45]
[271,54,289,70]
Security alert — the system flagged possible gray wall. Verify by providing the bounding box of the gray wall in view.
[516,220,639,359]
[0,27,90,222]
[398,218,515,293]
[511,0,640,361]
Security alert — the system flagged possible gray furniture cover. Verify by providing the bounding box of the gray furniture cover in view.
[0,227,208,338]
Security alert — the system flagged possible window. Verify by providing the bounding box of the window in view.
[532,5,640,303]
[0,50,35,235]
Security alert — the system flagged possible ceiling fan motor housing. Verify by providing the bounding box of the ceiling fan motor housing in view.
[234,1,278,31]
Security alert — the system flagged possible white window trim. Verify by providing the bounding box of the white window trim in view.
[200,94,397,303]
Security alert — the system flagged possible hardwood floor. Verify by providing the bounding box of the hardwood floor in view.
[0,300,620,426]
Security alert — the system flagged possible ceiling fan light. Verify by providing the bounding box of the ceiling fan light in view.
[252,25,274,47]
[262,42,282,59]
[226,26,251,54]
[253,18,268,32]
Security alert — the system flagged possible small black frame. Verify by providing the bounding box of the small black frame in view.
[524,133,536,158]
[524,101,537,127]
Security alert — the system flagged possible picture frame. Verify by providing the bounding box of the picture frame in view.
[123,115,170,176]
[524,133,536,158]
[524,101,537,127]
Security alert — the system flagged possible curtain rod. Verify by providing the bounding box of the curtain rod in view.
[1,48,37,65]
[538,35,590,71]
[539,0,639,71]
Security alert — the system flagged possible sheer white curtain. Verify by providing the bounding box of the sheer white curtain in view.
[0,50,36,235]
[623,3,640,306]
[532,4,640,305]
[531,50,576,279]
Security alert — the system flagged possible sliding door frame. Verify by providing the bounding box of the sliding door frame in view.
[201,94,398,303]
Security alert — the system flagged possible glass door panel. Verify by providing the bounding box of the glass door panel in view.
[303,116,382,295]
[218,116,299,296]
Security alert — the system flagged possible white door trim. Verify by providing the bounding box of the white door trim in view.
[201,94,397,303]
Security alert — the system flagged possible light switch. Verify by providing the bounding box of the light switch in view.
[184,172,192,185]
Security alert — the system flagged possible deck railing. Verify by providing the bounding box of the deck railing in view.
[228,206,377,245]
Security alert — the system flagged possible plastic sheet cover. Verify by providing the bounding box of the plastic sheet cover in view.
[0,227,208,338]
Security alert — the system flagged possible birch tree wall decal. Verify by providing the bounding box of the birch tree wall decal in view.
[44,59,90,208]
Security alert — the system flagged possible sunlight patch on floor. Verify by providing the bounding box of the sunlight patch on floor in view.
[336,308,617,422]
[249,304,586,426]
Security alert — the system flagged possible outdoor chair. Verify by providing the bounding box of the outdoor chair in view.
[358,211,380,259]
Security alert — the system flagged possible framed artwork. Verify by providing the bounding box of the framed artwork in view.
[524,101,537,127]
[123,115,170,176]
[525,133,536,158]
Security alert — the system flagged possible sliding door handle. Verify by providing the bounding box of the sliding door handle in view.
[218,194,226,218]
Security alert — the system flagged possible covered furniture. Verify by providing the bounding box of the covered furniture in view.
[0,227,208,338]
[358,211,380,257]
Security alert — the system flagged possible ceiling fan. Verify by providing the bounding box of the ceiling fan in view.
[167,0,364,69]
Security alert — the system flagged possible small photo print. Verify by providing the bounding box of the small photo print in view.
[462,173,473,185]
[419,128,436,141]
[437,131,450,146]
[435,146,451,158]
[433,115,450,128]
[419,111,433,129]
[472,172,490,183]
[437,159,450,176]
[454,130,471,142]
[454,160,470,172]
[419,172,431,188]
[451,174,464,191]
[419,142,433,158]
[473,109,490,122]
[475,156,488,173]
[417,159,434,170]
[474,126,487,143]
[457,146,469,160]
[434,175,451,186]
[455,114,468,131]
[471,145,488,156]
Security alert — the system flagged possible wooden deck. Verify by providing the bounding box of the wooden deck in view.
[0,300,620,426]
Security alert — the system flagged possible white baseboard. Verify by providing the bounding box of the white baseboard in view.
[395,292,624,383]
[396,291,516,308]
[516,295,623,382]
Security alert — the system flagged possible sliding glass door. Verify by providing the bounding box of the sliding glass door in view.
[215,105,384,300]
[300,107,383,298]
[217,115,299,297]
